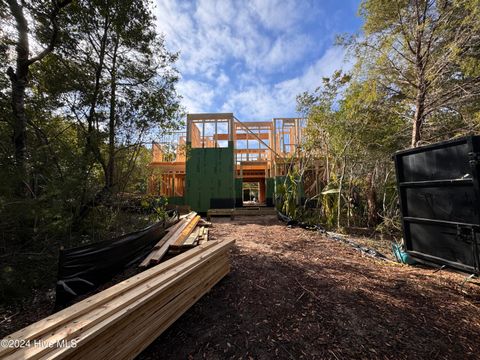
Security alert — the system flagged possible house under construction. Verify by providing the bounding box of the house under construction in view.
[148,113,310,213]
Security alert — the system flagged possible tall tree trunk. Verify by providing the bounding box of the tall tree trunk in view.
[6,0,30,185]
[6,0,71,192]
[106,37,119,191]
[366,170,378,228]
[411,0,427,148]
[337,157,346,229]
[9,74,28,177]
[85,17,109,173]
[74,15,111,228]
[412,86,426,147]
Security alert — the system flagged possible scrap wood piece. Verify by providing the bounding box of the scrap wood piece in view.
[139,212,197,268]
[197,226,205,241]
[139,219,187,267]
[199,228,209,245]
[150,219,186,251]
[140,211,196,267]
[179,212,194,220]
[171,215,201,247]
[169,225,202,252]
[198,219,212,227]
[183,227,201,246]
[168,244,197,255]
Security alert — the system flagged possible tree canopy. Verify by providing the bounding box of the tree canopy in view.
[0,0,183,301]
[296,0,480,232]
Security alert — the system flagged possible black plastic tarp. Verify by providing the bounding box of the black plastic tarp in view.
[55,211,178,307]
[276,210,388,260]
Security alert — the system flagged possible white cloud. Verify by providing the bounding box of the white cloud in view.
[216,71,229,87]
[153,1,348,119]
[177,79,215,113]
[276,46,350,98]
[221,46,351,119]
[262,33,313,71]
[154,0,318,76]
[249,0,320,32]
[220,84,278,119]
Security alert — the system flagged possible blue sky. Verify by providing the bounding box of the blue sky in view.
[154,0,363,121]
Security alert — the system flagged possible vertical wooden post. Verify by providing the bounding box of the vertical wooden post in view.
[259,180,266,203]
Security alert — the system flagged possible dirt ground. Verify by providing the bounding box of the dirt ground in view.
[2,215,480,359]
[138,215,480,360]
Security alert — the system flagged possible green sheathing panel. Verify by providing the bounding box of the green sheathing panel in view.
[235,178,243,207]
[274,176,286,209]
[266,178,275,207]
[299,177,305,203]
[168,196,185,206]
[185,142,235,212]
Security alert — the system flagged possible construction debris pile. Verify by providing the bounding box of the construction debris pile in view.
[140,211,211,267]
[1,213,233,360]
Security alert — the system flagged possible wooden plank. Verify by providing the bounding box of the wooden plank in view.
[179,212,195,220]
[39,251,232,359]
[207,209,234,219]
[171,215,201,247]
[234,120,272,127]
[0,238,217,357]
[168,247,193,255]
[140,213,199,267]
[187,113,233,120]
[183,227,200,246]
[63,258,229,359]
[107,262,230,360]
[6,242,233,360]
[207,209,233,214]
[138,219,187,267]
[63,265,230,360]
[119,265,230,360]
[44,256,230,360]
[198,227,208,245]
[197,226,205,242]
[198,219,212,227]
[139,211,196,268]
[220,133,270,140]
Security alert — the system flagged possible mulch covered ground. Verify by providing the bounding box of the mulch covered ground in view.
[2,215,479,359]
[138,215,480,360]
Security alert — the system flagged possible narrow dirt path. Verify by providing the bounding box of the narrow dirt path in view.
[138,216,480,360]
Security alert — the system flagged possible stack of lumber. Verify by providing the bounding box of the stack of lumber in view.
[140,211,212,268]
[0,239,235,360]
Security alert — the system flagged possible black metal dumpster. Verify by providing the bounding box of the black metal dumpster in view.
[393,135,480,273]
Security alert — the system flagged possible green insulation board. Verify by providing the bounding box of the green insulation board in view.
[185,142,235,212]
[266,178,275,206]
[167,196,185,206]
[235,178,243,207]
